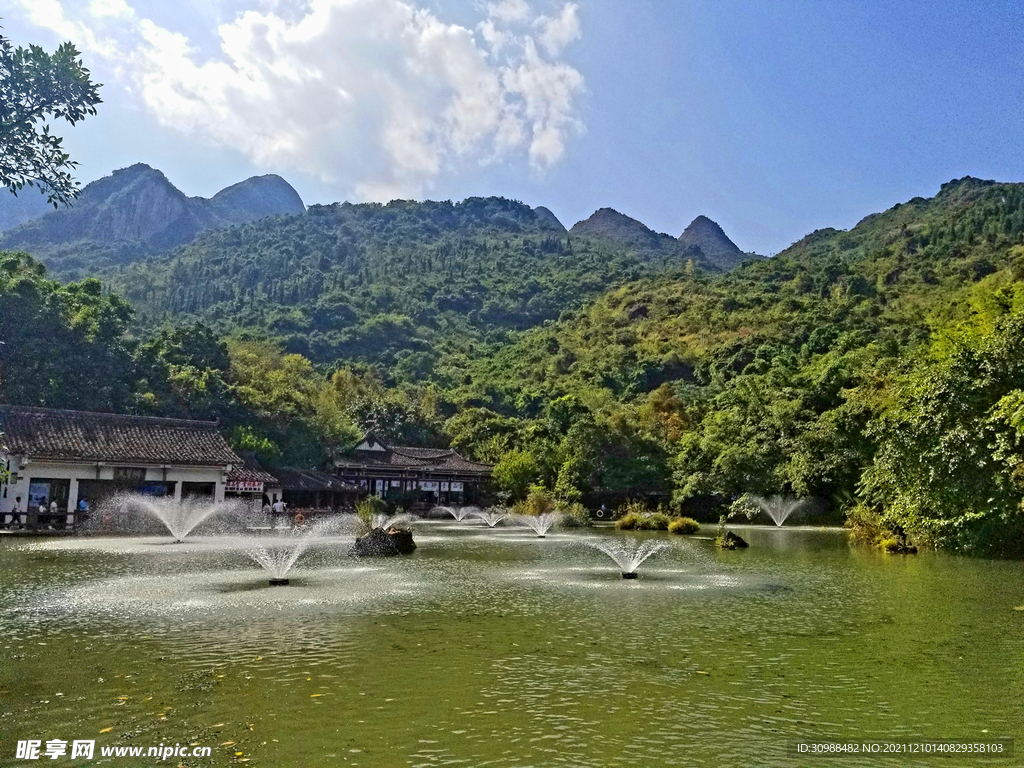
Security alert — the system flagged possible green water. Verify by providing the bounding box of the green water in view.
[0,523,1021,767]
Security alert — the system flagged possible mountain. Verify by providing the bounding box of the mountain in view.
[209,174,306,222]
[0,188,53,233]
[0,164,305,276]
[568,207,754,270]
[532,206,565,231]
[481,177,1024,403]
[678,215,750,270]
[443,177,1024,551]
[570,207,688,258]
[107,196,702,369]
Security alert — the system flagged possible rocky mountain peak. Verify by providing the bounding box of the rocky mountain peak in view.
[678,215,747,270]
[0,165,306,271]
[532,205,565,231]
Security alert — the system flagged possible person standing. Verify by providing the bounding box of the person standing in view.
[3,496,20,529]
[49,499,59,530]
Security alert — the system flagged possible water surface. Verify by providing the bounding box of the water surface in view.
[1,523,1020,767]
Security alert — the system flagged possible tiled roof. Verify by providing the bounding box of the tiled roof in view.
[336,440,492,475]
[0,406,240,466]
[227,465,280,485]
[272,468,360,493]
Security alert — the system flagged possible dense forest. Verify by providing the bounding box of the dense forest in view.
[4,178,1024,555]
[107,196,712,373]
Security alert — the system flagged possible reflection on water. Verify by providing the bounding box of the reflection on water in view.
[1,525,1021,767]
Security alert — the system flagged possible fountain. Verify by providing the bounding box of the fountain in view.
[243,523,332,586]
[436,505,479,521]
[748,495,806,527]
[370,512,417,532]
[584,538,669,578]
[475,508,508,527]
[514,512,559,537]
[103,493,242,542]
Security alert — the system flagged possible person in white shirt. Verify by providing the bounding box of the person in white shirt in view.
[3,496,20,529]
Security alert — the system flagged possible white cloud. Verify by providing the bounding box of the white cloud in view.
[536,2,580,56]
[504,38,583,168]
[486,0,531,24]
[89,0,134,19]
[9,0,585,200]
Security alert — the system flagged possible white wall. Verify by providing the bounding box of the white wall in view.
[0,451,229,514]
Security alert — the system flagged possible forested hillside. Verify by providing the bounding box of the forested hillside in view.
[434,177,1024,554]
[110,196,716,372]
[5,177,1024,554]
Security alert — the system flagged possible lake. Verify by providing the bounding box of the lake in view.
[1,522,1020,767]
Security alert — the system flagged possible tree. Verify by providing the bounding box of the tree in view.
[0,252,134,411]
[0,30,101,205]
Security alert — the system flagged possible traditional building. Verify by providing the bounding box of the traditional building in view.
[225,461,283,508]
[0,406,241,526]
[272,468,361,511]
[334,433,492,508]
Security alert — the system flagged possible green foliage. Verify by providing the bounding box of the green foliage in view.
[555,501,591,528]
[613,511,644,530]
[614,502,672,530]
[517,484,556,516]
[108,197,698,372]
[228,425,281,464]
[0,32,101,205]
[0,251,134,411]
[133,322,234,420]
[355,495,387,532]
[668,516,700,534]
[858,312,1024,555]
[492,450,541,501]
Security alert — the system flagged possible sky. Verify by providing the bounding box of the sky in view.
[5,0,1024,255]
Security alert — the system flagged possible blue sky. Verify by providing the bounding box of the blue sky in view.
[5,0,1023,254]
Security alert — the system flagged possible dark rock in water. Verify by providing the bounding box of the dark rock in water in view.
[349,527,416,557]
[718,531,749,549]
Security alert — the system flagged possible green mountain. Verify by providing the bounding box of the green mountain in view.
[569,207,692,260]
[432,177,1024,553]
[0,163,305,277]
[678,214,751,270]
[110,197,719,373]
[6,175,1024,553]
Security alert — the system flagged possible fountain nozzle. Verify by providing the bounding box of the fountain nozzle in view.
[621,572,638,580]
[268,578,290,586]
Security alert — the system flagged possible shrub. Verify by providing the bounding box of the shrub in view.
[557,501,591,528]
[645,512,672,530]
[523,485,556,516]
[615,510,671,530]
[615,499,648,520]
[880,537,918,554]
[356,496,387,532]
[668,516,700,535]
[615,511,644,530]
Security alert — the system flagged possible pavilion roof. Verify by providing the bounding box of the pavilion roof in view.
[0,406,240,467]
